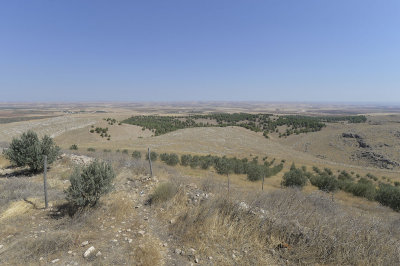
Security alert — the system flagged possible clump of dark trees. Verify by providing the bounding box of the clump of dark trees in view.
[122,113,367,138]
[281,164,400,212]
[90,126,111,140]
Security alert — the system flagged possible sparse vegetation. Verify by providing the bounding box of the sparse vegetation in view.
[69,144,78,150]
[132,150,141,159]
[91,126,111,140]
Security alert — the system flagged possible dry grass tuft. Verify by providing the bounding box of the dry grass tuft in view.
[164,184,400,265]
[0,231,74,263]
[129,239,163,266]
[148,182,178,205]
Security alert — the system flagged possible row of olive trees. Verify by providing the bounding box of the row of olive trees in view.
[281,163,400,212]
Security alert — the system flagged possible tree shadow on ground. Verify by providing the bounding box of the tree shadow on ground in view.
[0,168,33,178]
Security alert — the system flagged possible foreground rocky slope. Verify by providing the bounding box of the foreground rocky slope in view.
[1,152,400,265]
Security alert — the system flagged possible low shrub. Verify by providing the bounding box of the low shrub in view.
[87,147,96,152]
[247,163,264,181]
[180,154,192,166]
[69,144,78,150]
[310,173,339,192]
[148,182,177,204]
[65,160,115,208]
[160,153,180,166]
[132,150,141,159]
[146,151,158,161]
[346,178,376,201]
[281,167,307,188]
[376,183,400,211]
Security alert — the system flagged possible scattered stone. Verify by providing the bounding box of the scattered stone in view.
[96,251,102,257]
[174,248,182,255]
[39,257,44,261]
[0,245,3,249]
[195,257,199,263]
[81,241,89,247]
[188,248,196,256]
[163,243,168,247]
[169,219,176,224]
[83,246,96,258]
[51,258,60,263]
[68,250,73,254]
[128,238,133,244]
[208,256,213,260]
[138,230,145,237]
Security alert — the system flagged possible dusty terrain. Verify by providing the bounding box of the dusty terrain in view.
[1,102,400,265]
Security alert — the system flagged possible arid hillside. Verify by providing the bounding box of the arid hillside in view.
[1,102,400,265]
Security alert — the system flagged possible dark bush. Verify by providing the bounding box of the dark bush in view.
[180,154,192,166]
[310,173,339,192]
[87,147,96,152]
[346,178,376,201]
[214,157,233,176]
[3,130,60,173]
[65,160,115,207]
[247,164,264,181]
[199,156,213,170]
[160,153,180,166]
[69,144,78,150]
[375,183,400,211]
[190,155,200,168]
[281,167,307,188]
[132,150,141,159]
[146,151,158,161]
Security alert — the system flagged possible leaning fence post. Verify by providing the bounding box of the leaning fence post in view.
[148,147,153,177]
[43,155,48,209]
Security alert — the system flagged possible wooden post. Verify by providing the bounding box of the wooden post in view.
[148,147,153,177]
[227,174,230,199]
[262,175,265,191]
[43,155,48,209]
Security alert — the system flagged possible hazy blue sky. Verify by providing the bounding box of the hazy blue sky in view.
[0,1,399,102]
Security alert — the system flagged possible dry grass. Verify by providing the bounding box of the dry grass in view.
[159,179,400,265]
[148,182,178,205]
[0,231,74,264]
[0,155,10,168]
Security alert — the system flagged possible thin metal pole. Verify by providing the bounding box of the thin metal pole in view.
[148,147,153,177]
[43,155,48,209]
